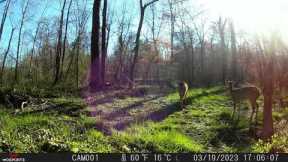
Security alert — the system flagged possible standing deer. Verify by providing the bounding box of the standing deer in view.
[227,81,260,129]
[178,81,189,108]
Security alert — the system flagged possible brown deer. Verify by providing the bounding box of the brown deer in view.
[178,81,189,108]
[227,81,260,129]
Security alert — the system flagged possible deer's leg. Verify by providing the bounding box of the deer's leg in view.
[184,92,188,105]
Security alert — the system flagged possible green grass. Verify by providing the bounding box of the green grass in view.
[111,86,254,153]
[1,86,287,153]
[0,110,112,153]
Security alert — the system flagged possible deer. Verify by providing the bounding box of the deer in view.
[226,81,261,130]
[178,81,189,108]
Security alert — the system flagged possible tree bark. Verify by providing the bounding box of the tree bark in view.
[262,58,274,138]
[60,0,73,79]
[217,17,227,84]
[0,28,14,84]
[168,0,174,60]
[230,21,238,80]
[90,0,101,90]
[129,0,159,88]
[15,0,29,84]
[0,0,11,42]
[53,0,67,85]
[101,0,108,86]
[29,23,41,80]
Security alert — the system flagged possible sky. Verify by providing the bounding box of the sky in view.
[1,0,288,59]
[197,0,288,38]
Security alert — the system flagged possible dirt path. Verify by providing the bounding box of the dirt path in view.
[82,88,179,135]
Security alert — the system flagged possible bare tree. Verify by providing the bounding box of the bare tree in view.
[262,57,274,138]
[194,17,207,75]
[129,0,160,88]
[167,0,175,60]
[216,17,227,84]
[14,0,30,84]
[75,0,89,88]
[113,4,131,85]
[230,20,238,80]
[60,0,73,79]
[90,0,101,90]
[29,2,49,80]
[0,0,11,42]
[53,0,67,85]
[100,0,108,86]
[0,27,14,84]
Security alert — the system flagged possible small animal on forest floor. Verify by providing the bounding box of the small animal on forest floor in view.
[178,81,189,108]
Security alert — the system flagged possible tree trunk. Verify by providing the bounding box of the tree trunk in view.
[189,32,194,82]
[15,1,29,84]
[130,5,145,88]
[76,36,80,88]
[129,0,159,88]
[0,28,14,84]
[60,0,73,79]
[218,18,227,84]
[101,0,108,86]
[168,0,174,60]
[230,21,238,80]
[29,23,40,80]
[53,0,67,85]
[90,0,101,90]
[262,59,274,138]
[0,0,11,42]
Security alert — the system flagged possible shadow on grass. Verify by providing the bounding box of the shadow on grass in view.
[209,111,252,151]
[185,88,226,105]
[95,88,226,135]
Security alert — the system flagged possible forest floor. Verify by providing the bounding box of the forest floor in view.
[0,86,288,153]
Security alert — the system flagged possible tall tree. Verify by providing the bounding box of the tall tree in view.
[262,57,274,138]
[167,0,175,60]
[60,0,73,79]
[100,0,108,86]
[230,21,238,80]
[53,0,67,85]
[0,0,11,42]
[75,0,89,88]
[15,0,29,84]
[129,0,160,88]
[216,17,227,84]
[0,27,14,84]
[90,0,101,90]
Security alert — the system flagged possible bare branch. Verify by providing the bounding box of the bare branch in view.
[143,0,160,9]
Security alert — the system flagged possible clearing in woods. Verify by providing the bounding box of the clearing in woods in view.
[1,86,275,152]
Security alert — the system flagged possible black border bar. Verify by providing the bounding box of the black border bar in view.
[0,153,288,162]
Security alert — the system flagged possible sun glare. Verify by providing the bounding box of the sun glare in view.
[199,0,288,38]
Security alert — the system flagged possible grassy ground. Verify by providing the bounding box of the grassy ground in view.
[0,86,287,153]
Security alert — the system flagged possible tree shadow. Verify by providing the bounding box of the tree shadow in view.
[185,88,225,105]
[209,111,252,151]
[102,95,164,120]
[83,87,153,106]
[94,88,225,135]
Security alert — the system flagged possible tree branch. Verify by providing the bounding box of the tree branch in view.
[143,0,160,9]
